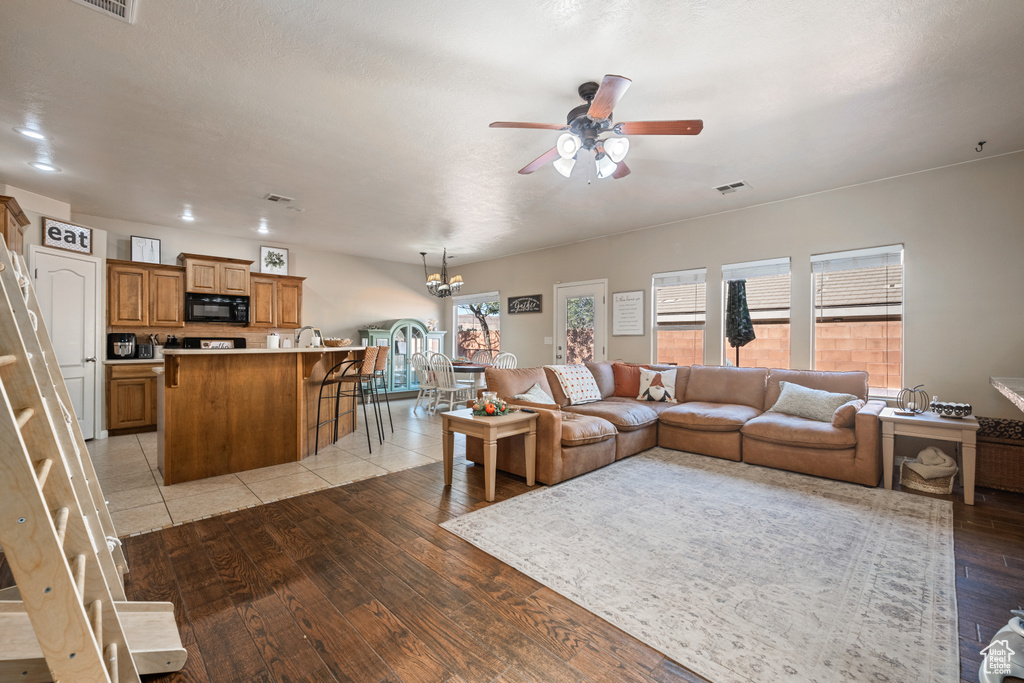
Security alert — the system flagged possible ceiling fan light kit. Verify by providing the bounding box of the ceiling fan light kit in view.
[490,74,702,180]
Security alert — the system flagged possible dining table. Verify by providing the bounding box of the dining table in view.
[451,361,489,393]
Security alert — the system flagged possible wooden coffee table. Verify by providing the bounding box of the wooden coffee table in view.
[441,408,538,501]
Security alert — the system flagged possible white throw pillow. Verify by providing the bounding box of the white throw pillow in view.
[514,382,556,405]
[637,367,677,402]
[769,381,857,423]
[545,364,602,405]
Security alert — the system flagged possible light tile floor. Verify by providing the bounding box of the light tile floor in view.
[88,398,468,536]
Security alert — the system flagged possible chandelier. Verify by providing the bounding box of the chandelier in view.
[420,249,463,298]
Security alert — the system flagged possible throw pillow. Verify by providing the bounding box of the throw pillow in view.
[769,381,858,423]
[832,398,866,428]
[514,382,556,405]
[612,362,649,397]
[637,367,678,402]
[545,364,602,405]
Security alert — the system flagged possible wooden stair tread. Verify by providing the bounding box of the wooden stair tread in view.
[0,601,186,675]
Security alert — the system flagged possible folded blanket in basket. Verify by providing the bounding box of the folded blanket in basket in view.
[905,445,958,479]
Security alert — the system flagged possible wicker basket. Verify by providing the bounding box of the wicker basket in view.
[976,440,1024,493]
[323,338,352,348]
[899,461,955,495]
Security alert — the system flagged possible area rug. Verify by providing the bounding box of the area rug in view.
[441,448,958,683]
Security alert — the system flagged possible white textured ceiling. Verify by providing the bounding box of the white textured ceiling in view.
[1,0,1023,265]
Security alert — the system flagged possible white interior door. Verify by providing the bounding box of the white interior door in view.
[554,280,607,364]
[31,247,101,439]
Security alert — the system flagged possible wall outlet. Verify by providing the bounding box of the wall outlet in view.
[544,337,553,345]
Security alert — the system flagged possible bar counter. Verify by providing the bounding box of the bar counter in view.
[157,346,365,485]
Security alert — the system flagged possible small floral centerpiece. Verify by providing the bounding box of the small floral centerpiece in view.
[472,397,510,416]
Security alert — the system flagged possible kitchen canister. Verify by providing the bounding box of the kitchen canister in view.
[267,333,280,349]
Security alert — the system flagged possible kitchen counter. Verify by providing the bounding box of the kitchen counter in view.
[991,376,1024,414]
[104,358,165,365]
[157,346,365,484]
[162,346,365,355]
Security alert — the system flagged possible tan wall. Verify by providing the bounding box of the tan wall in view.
[450,151,1024,419]
[69,214,443,342]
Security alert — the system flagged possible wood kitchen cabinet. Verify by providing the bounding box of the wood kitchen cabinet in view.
[179,253,253,295]
[107,260,185,327]
[248,273,305,328]
[106,363,160,431]
[0,195,29,255]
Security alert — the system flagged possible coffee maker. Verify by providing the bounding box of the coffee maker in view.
[107,332,136,359]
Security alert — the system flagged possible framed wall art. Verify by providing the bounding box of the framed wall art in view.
[43,217,93,255]
[130,236,161,264]
[260,245,289,275]
[612,290,645,336]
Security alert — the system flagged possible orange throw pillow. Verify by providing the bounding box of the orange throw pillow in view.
[612,362,650,397]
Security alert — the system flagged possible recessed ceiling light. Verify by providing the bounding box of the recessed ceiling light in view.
[29,161,61,173]
[14,126,47,141]
[180,205,195,222]
[257,218,269,234]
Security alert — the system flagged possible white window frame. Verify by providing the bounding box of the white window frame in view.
[452,291,501,357]
[651,268,706,364]
[810,245,904,396]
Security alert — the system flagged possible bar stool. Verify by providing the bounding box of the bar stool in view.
[372,345,394,435]
[315,346,381,454]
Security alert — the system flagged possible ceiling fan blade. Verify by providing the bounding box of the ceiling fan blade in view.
[612,161,631,180]
[490,121,567,130]
[587,74,632,120]
[518,147,560,174]
[615,120,704,135]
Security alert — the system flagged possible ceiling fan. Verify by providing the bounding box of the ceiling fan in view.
[490,74,703,180]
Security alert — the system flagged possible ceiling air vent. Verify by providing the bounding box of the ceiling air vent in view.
[264,193,295,204]
[69,0,137,24]
[715,181,749,195]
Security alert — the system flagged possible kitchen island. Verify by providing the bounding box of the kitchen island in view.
[157,346,365,484]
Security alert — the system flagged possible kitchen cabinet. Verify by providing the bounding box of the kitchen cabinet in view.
[248,273,305,328]
[0,195,29,256]
[107,260,185,327]
[178,253,253,295]
[106,363,160,431]
[360,319,446,392]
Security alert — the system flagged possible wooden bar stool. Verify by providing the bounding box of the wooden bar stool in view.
[373,344,394,435]
[315,346,380,454]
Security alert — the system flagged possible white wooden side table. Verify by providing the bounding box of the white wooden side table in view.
[441,408,538,502]
[880,407,980,504]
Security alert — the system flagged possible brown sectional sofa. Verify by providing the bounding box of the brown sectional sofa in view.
[465,361,885,487]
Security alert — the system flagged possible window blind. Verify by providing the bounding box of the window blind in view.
[653,268,706,326]
[652,268,706,287]
[722,256,790,280]
[811,245,903,273]
[452,291,500,307]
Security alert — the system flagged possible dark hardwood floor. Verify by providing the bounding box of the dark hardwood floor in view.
[4,460,1024,682]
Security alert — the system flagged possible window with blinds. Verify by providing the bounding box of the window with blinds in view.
[722,257,791,368]
[653,268,706,366]
[453,291,501,359]
[811,245,903,395]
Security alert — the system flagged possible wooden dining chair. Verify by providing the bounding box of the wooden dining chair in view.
[470,349,494,364]
[492,352,517,369]
[428,353,463,414]
[410,352,436,413]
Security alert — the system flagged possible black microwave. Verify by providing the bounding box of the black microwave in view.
[184,293,249,324]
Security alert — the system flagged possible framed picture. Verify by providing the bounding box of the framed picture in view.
[42,217,93,255]
[612,290,645,336]
[508,294,542,314]
[200,340,235,349]
[260,245,289,275]
[130,236,161,264]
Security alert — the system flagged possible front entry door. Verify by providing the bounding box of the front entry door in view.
[554,280,607,364]
[31,247,101,439]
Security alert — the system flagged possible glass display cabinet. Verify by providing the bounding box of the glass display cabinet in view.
[359,319,446,392]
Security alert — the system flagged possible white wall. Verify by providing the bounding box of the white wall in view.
[451,151,1024,420]
[72,214,443,340]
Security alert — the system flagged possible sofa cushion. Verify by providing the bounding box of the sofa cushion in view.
[514,382,556,405]
[684,365,767,409]
[832,398,866,428]
[546,364,602,405]
[659,401,762,432]
[560,413,617,446]
[603,396,679,415]
[741,412,857,450]
[764,368,868,409]
[485,367,555,402]
[768,381,857,423]
[637,367,678,402]
[584,361,615,398]
[563,400,659,432]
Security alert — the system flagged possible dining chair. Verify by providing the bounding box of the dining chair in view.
[492,351,517,369]
[470,349,494,364]
[429,353,464,414]
[410,352,436,413]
